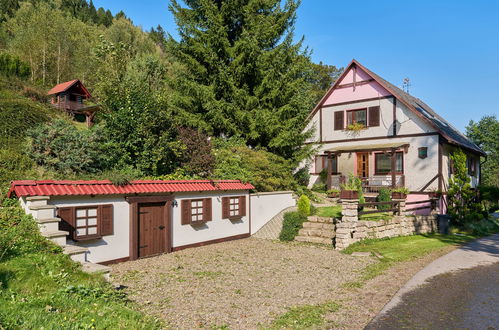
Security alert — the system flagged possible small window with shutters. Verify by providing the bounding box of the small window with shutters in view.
[57,204,113,241]
[181,198,212,225]
[222,196,246,220]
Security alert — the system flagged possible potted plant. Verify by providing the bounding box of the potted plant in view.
[346,122,365,132]
[391,187,409,200]
[428,189,442,198]
[340,173,361,199]
[326,188,340,198]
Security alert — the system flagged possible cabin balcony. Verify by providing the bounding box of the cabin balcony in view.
[329,174,405,195]
[52,100,87,111]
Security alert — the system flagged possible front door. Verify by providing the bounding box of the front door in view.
[356,152,369,178]
[138,202,168,258]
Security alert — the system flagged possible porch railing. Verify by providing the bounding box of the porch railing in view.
[329,174,405,193]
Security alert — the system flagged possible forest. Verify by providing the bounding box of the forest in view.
[0,0,342,195]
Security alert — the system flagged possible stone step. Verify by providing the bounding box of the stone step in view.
[306,216,333,223]
[28,204,56,219]
[26,196,50,207]
[82,262,111,281]
[41,230,68,246]
[294,235,333,245]
[298,228,335,239]
[36,217,61,233]
[63,245,88,263]
[302,222,335,230]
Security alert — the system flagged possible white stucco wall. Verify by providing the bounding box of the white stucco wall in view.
[49,196,130,264]
[250,191,296,234]
[171,191,250,248]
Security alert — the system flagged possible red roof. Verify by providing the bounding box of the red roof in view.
[47,79,91,97]
[8,180,254,198]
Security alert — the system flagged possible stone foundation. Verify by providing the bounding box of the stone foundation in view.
[334,215,438,250]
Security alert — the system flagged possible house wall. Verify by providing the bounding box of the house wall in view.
[171,191,250,248]
[47,196,131,264]
[250,191,295,234]
[309,134,441,192]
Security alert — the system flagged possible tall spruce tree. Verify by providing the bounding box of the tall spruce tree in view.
[167,0,315,160]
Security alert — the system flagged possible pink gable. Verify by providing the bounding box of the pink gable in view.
[323,66,391,105]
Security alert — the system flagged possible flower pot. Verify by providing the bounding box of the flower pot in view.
[391,192,407,200]
[327,192,339,198]
[340,190,358,199]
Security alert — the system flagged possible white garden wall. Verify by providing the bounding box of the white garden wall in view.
[250,191,295,234]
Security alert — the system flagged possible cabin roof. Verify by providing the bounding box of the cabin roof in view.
[7,180,255,198]
[47,79,91,98]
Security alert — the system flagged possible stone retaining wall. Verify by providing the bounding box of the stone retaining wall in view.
[334,215,438,250]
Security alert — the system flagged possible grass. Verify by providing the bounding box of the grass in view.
[342,233,478,286]
[269,301,340,329]
[0,252,162,329]
[315,205,342,218]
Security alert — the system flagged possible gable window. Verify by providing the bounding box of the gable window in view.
[347,109,367,126]
[181,198,212,224]
[313,155,338,174]
[375,152,403,175]
[222,196,247,219]
[58,204,114,241]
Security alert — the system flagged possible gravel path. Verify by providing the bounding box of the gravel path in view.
[110,237,372,329]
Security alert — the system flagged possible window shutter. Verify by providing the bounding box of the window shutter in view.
[222,197,230,219]
[181,200,191,225]
[334,111,344,130]
[58,207,75,239]
[239,196,246,217]
[203,198,212,222]
[99,204,114,236]
[368,106,380,127]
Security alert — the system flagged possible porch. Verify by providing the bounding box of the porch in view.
[317,142,409,194]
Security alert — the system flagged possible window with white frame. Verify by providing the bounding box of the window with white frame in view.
[190,199,205,222]
[229,197,240,217]
[75,207,99,239]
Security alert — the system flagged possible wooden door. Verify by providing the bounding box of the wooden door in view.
[138,202,167,258]
[356,153,369,178]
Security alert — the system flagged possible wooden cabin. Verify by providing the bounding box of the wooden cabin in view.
[47,79,99,127]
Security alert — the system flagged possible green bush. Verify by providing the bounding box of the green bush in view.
[376,188,392,210]
[0,52,30,79]
[294,166,310,187]
[0,204,57,261]
[27,120,118,175]
[279,211,307,241]
[463,217,499,236]
[311,183,326,193]
[213,137,296,192]
[297,195,311,216]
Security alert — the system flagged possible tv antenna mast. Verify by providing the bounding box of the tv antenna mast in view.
[403,77,411,93]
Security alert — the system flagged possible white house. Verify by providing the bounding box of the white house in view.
[8,180,294,266]
[305,59,485,211]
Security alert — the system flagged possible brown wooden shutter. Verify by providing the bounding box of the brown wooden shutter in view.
[239,196,246,217]
[368,106,380,127]
[222,197,230,219]
[334,111,344,130]
[203,198,212,222]
[58,207,75,239]
[99,204,114,236]
[181,200,191,225]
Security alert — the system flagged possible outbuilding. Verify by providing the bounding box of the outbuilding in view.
[8,179,259,265]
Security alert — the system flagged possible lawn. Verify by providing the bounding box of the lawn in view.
[342,233,478,285]
[315,205,392,221]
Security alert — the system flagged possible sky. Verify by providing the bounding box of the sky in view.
[93,0,499,131]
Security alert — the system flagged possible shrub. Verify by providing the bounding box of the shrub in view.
[27,120,118,174]
[279,211,307,241]
[294,166,310,187]
[0,52,30,79]
[297,195,311,216]
[447,149,476,225]
[213,137,296,192]
[177,127,214,177]
[311,183,326,193]
[22,86,47,103]
[376,188,392,210]
[463,217,499,236]
[0,204,57,261]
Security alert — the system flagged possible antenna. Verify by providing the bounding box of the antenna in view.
[403,77,411,93]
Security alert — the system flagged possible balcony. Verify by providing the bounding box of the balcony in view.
[329,174,405,194]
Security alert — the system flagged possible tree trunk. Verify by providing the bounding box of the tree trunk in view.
[57,43,61,84]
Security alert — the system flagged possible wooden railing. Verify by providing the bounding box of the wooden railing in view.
[358,200,400,216]
[52,100,86,111]
[360,175,405,193]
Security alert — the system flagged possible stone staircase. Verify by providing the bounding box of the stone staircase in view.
[26,196,111,279]
[294,215,336,245]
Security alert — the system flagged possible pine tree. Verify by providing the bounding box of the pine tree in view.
[167,0,315,160]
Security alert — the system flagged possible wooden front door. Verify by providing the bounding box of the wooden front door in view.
[138,202,168,258]
[356,152,369,178]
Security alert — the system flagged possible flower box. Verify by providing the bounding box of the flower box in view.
[391,192,407,200]
[340,190,358,199]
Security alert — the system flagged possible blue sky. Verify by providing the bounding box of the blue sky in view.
[94,0,499,131]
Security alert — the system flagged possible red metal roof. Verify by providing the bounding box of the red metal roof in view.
[8,180,254,198]
[47,79,91,97]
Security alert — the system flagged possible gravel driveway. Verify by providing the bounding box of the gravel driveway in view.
[111,237,372,329]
